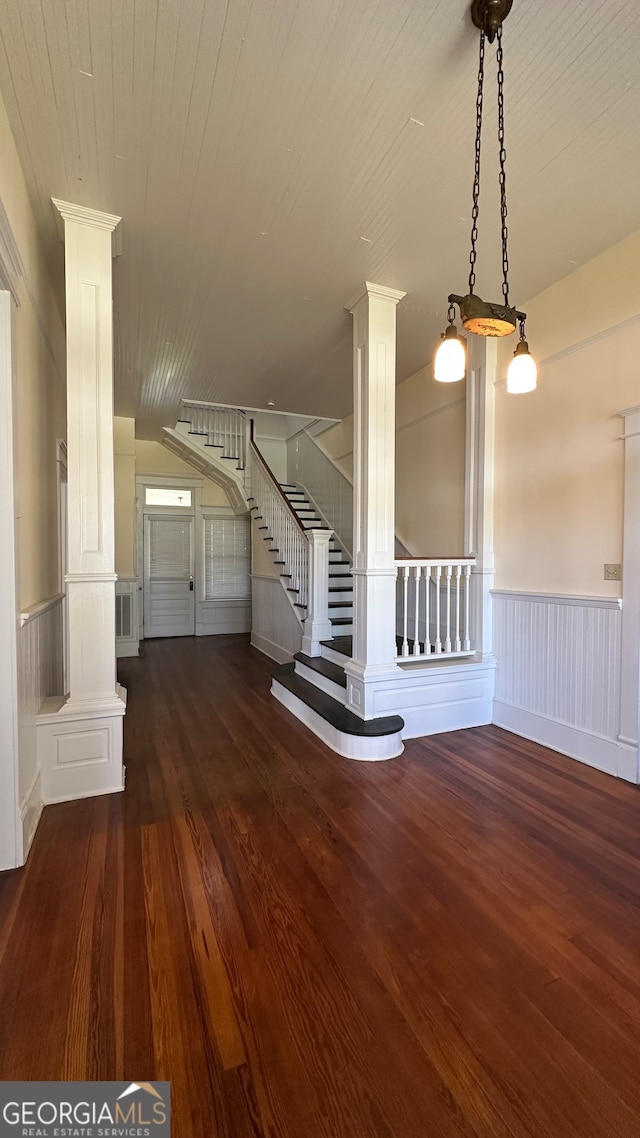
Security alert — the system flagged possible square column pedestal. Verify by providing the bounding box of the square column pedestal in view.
[37,201,125,804]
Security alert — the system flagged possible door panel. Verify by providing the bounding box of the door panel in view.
[143,514,195,638]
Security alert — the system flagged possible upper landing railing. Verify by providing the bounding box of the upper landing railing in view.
[395,558,476,662]
[180,401,247,470]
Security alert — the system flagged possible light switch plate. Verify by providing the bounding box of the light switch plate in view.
[604,563,622,581]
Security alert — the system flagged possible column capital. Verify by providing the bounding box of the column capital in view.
[346,281,406,313]
[52,199,122,255]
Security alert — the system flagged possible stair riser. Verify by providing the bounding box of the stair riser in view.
[328,606,353,619]
[321,644,350,665]
[271,679,403,761]
[331,622,353,635]
[329,564,352,576]
[294,661,347,705]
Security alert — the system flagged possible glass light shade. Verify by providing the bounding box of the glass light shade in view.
[506,342,537,394]
[434,330,466,383]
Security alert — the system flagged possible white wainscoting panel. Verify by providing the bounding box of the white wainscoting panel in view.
[197,598,251,636]
[492,590,626,778]
[19,595,64,854]
[251,574,302,663]
[115,577,139,657]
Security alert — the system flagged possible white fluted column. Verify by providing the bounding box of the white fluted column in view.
[37,201,125,803]
[343,282,406,719]
[302,529,333,656]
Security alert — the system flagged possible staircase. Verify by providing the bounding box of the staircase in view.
[168,403,488,760]
[268,483,404,760]
[277,483,353,636]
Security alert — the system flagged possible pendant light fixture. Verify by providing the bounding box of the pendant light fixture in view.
[433,0,537,393]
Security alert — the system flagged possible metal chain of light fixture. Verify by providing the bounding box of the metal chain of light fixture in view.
[434,0,537,393]
[496,26,510,307]
[468,29,485,296]
[468,21,510,305]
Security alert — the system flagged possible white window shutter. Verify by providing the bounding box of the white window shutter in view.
[204,516,250,600]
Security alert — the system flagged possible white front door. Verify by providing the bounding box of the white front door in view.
[143,514,195,638]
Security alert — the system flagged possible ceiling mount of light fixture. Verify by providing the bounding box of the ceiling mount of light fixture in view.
[433,0,537,392]
[470,0,513,43]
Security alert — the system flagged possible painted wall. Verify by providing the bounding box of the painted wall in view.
[114,416,136,578]
[0,89,66,864]
[495,228,640,596]
[254,435,287,483]
[317,365,466,556]
[0,95,66,611]
[135,440,230,507]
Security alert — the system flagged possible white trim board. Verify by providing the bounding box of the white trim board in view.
[493,701,637,783]
[491,589,621,609]
[251,631,294,664]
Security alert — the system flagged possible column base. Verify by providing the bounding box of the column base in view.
[302,618,334,657]
[36,685,127,804]
[343,659,402,719]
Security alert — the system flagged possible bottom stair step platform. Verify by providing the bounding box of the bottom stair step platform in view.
[271,663,404,761]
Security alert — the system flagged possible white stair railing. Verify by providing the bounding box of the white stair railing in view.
[395,559,476,661]
[250,442,309,610]
[181,400,247,469]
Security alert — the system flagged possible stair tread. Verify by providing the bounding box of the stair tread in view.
[294,652,347,688]
[273,664,403,736]
[330,617,353,626]
[322,635,353,657]
[329,601,352,609]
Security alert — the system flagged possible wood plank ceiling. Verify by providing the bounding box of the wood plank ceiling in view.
[0,0,639,436]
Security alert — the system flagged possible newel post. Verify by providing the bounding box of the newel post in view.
[302,529,333,656]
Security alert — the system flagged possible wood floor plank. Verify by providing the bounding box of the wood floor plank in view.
[1,633,640,1137]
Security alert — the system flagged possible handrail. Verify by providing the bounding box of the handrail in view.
[395,557,476,567]
[249,422,306,533]
[249,430,310,611]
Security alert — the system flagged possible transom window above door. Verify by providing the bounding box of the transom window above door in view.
[144,487,193,507]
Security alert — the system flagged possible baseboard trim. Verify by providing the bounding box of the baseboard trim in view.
[251,631,294,664]
[43,781,125,806]
[20,769,43,859]
[492,700,637,781]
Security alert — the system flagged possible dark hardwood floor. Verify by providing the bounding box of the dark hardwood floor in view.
[2,634,640,1136]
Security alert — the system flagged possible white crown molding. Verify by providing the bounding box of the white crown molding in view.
[51,198,122,255]
[0,196,25,305]
[345,280,407,312]
[618,404,640,420]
